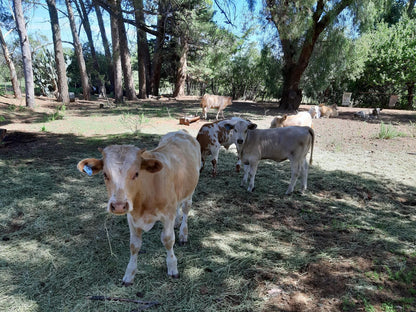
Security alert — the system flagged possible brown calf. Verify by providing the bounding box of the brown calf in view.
[196,117,245,176]
[319,104,339,118]
[200,94,232,120]
[77,131,201,285]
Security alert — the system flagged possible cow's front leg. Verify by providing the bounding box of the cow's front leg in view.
[161,218,179,278]
[211,146,220,177]
[241,164,250,186]
[122,216,143,286]
[247,162,259,192]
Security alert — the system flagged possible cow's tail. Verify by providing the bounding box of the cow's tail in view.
[308,127,314,165]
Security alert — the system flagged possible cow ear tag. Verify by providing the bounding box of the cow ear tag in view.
[83,165,93,176]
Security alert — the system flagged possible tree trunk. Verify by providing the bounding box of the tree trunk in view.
[406,82,415,109]
[266,0,353,111]
[151,0,167,96]
[94,3,114,89]
[110,4,123,103]
[0,27,21,99]
[173,37,188,97]
[74,0,104,92]
[65,0,90,100]
[12,0,35,108]
[408,0,415,17]
[116,0,137,101]
[133,0,151,99]
[47,0,70,104]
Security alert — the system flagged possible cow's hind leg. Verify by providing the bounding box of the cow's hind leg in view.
[286,160,302,195]
[178,195,192,245]
[161,217,179,278]
[300,158,309,192]
[122,216,143,286]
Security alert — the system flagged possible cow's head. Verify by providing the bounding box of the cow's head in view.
[330,104,339,117]
[270,115,286,128]
[77,145,163,215]
[224,119,257,146]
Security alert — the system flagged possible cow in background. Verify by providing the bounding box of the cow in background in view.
[354,108,383,120]
[308,105,321,119]
[319,104,339,118]
[226,119,314,194]
[270,111,313,128]
[197,117,246,176]
[200,94,232,120]
[77,131,200,285]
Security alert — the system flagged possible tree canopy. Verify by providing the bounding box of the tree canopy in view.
[0,0,414,109]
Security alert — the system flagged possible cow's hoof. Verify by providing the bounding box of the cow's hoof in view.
[169,273,180,279]
[122,281,133,287]
[178,240,187,246]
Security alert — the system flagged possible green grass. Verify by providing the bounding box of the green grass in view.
[376,122,407,139]
[1,103,416,311]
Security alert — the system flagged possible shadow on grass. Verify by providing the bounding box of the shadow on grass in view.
[0,131,415,311]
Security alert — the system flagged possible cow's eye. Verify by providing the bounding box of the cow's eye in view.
[103,172,109,181]
[132,172,139,180]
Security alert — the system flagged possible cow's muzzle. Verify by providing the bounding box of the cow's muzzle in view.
[237,139,243,145]
[109,201,129,214]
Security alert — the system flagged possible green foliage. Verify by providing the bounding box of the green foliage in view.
[352,17,416,108]
[32,47,58,96]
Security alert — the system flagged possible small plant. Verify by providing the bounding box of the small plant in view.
[0,116,6,122]
[44,105,66,122]
[120,112,149,135]
[41,125,47,132]
[376,122,406,139]
[381,302,396,312]
[408,121,416,137]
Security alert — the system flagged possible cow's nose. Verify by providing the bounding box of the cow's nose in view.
[110,201,129,214]
[237,139,243,144]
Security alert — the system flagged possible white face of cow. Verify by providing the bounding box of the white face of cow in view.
[227,120,257,146]
[101,146,143,215]
[77,145,163,215]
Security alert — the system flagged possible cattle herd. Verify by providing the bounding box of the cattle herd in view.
[77,94,381,285]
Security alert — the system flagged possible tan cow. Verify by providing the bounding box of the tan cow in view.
[226,119,314,194]
[77,131,201,285]
[270,111,313,128]
[319,104,339,117]
[200,94,232,120]
[196,117,245,176]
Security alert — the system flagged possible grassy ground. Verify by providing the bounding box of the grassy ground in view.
[1,97,416,312]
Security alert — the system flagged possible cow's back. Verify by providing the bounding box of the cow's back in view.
[242,127,313,162]
[153,131,201,200]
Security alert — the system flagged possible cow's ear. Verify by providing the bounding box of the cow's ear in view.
[77,158,103,175]
[248,123,257,130]
[141,158,163,173]
[224,123,234,131]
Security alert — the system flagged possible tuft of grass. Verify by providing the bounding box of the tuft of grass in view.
[376,122,406,139]
[120,112,149,135]
[44,105,66,122]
